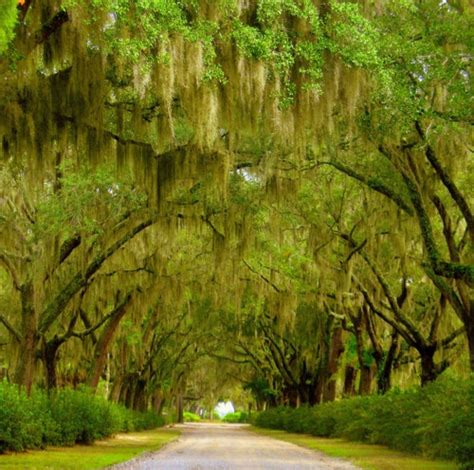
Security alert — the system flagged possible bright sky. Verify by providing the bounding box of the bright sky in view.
[214,401,235,418]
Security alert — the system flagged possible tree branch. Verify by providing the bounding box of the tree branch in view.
[38,216,155,334]
[397,151,473,283]
[243,259,282,293]
[0,313,21,342]
[319,160,414,215]
[415,121,474,241]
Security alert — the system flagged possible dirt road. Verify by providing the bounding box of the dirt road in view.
[110,422,359,470]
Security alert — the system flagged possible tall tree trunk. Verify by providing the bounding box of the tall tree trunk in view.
[133,379,147,411]
[343,365,357,396]
[468,320,474,372]
[88,294,131,390]
[42,336,64,390]
[152,388,165,415]
[14,281,37,394]
[323,326,345,402]
[313,374,324,404]
[377,332,400,394]
[176,390,184,424]
[110,375,123,402]
[359,365,374,395]
[352,317,374,396]
[420,346,438,386]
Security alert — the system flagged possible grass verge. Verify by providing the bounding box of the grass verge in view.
[0,427,180,469]
[250,427,457,470]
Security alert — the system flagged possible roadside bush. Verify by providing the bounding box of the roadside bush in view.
[49,388,119,445]
[0,382,54,452]
[0,381,164,453]
[255,376,473,469]
[183,411,201,422]
[222,411,248,423]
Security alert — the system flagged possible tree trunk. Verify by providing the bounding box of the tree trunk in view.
[110,374,124,402]
[467,319,474,372]
[377,332,399,394]
[420,346,438,386]
[359,365,374,395]
[152,389,165,415]
[42,337,64,390]
[343,365,357,396]
[323,326,345,402]
[313,376,324,404]
[14,281,37,394]
[88,295,131,390]
[353,318,373,396]
[133,379,147,411]
[124,378,136,408]
[176,391,184,423]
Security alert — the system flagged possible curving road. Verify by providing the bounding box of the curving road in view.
[109,422,359,470]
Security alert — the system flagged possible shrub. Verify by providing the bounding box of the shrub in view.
[0,381,164,453]
[255,376,474,469]
[222,411,248,423]
[183,411,201,422]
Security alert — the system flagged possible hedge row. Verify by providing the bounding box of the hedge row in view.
[222,411,248,423]
[183,411,201,422]
[0,382,164,453]
[255,376,474,469]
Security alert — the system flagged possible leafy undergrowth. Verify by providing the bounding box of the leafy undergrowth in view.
[183,411,201,422]
[222,411,249,423]
[251,428,457,470]
[254,376,474,469]
[0,382,164,452]
[0,428,180,469]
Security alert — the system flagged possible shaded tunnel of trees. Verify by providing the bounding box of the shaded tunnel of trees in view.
[0,0,472,418]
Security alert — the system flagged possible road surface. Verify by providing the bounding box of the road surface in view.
[109,422,359,470]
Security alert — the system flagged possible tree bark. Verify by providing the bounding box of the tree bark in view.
[110,375,123,403]
[176,390,184,424]
[42,336,64,390]
[420,346,438,386]
[88,294,132,390]
[377,332,400,394]
[359,364,374,395]
[343,365,357,396]
[14,281,37,394]
[468,321,474,372]
[323,326,345,402]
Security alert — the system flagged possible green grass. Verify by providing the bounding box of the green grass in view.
[0,428,180,469]
[250,427,458,470]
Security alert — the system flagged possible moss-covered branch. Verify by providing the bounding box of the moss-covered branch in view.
[38,216,155,335]
[415,121,474,241]
[400,166,474,283]
[320,160,414,215]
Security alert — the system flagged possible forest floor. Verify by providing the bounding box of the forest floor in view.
[0,428,180,469]
[251,427,458,470]
[109,422,358,469]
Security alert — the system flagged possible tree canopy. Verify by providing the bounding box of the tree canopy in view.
[0,0,472,414]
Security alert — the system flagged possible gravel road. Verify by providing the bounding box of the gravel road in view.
[109,422,359,470]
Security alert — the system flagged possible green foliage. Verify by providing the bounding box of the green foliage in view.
[222,411,248,423]
[0,382,164,453]
[244,377,278,403]
[0,0,17,55]
[35,162,146,241]
[0,383,56,452]
[256,376,474,469]
[183,411,201,422]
